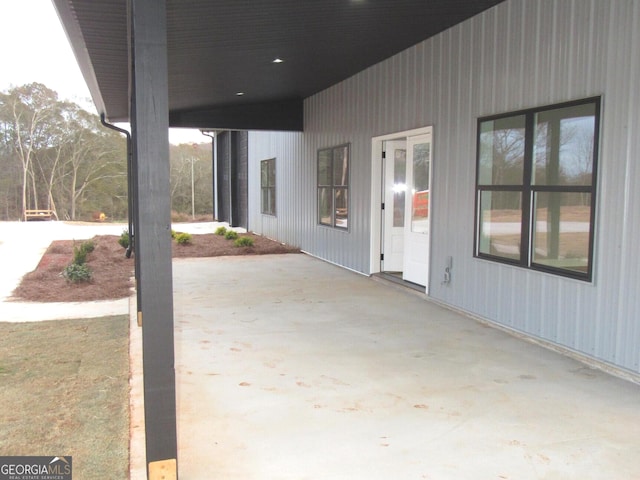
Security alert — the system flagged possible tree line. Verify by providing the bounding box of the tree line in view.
[0,83,213,222]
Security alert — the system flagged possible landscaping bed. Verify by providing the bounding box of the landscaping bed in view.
[12,231,299,302]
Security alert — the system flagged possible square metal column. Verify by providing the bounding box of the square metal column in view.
[129,0,178,477]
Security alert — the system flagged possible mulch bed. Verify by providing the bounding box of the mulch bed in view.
[13,236,135,302]
[170,231,300,258]
[12,232,299,303]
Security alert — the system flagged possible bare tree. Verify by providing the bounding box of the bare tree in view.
[0,83,127,221]
[0,83,62,218]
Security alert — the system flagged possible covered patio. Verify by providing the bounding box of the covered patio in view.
[53,1,640,477]
[130,253,640,479]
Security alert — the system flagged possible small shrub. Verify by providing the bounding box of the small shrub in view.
[171,229,178,239]
[62,263,92,283]
[215,226,227,236]
[71,240,95,266]
[80,240,95,254]
[175,232,193,245]
[73,244,88,265]
[234,236,255,247]
[118,230,129,249]
[224,230,239,240]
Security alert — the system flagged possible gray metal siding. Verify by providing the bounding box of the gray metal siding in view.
[248,0,640,374]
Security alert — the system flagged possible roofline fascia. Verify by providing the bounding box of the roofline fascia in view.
[51,0,109,118]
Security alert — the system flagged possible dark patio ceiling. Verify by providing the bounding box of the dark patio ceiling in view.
[54,0,505,131]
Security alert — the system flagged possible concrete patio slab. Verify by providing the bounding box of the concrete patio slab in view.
[163,254,640,480]
[2,221,637,479]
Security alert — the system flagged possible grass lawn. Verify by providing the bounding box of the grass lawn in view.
[0,315,129,479]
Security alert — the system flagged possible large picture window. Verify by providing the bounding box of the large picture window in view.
[318,144,349,229]
[260,158,276,215]
[475,97,600,281]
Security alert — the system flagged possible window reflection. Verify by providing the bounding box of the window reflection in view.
[478,191,522,261]
[318,187,331,226]
[479,115,525,186]
[411,142,430,233]
[393,148,406,227]
[317,144,349,229]
[260,158,276,215]
[533,103,596,186]
[475,97,599,280]
[532,192,591,273]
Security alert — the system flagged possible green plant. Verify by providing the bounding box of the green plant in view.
[215,226,227,236]
[175,232,193,245]
[62,263,92,283]
[118,230,129,249]
[80,240,95,254]
[224,230,238,240]
[73,243,88,265]
[234,236,254,247]
[171,229,178,239]
[68,239,96,269]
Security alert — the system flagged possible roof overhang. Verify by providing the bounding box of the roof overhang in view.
[53,0,505,131]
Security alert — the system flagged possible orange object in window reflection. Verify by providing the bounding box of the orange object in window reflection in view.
[413,190,429,217]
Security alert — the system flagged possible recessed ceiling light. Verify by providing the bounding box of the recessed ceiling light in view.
[272,58,284,64]
[236,92,244,96]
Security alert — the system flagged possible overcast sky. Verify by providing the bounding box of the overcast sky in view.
[0,0,205,144]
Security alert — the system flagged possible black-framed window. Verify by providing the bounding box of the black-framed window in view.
[260,158,276,215]
[318,144,349,229]
[475,97,600,281]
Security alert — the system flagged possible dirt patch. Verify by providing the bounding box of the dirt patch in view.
[0,315,129,480]
[12,231,299,303]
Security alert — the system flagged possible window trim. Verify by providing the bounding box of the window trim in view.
[317,143,350,230]
[474,96,601,282]
[260,158,276,216]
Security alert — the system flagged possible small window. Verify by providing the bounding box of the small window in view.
[475,97,600,281]
[260,158,276,215]
[318,144,349,229]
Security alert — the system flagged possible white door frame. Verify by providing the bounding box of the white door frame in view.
[369,126,433,290]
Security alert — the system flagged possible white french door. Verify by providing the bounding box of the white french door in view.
[381,140,407,272]
[402,133,432,288]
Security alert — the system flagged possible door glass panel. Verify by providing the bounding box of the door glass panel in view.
[411,142,430,233]
[393,148,406,227]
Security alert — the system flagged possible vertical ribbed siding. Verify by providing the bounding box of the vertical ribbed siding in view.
[248,0,640,374]
[232,131,248,229]
[216,131,231,224]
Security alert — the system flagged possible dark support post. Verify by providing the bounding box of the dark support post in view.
[129,0,178,478]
